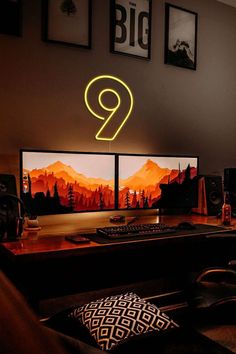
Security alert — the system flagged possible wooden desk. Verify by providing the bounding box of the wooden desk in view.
[1,214,233,257]
[0,214,235,312]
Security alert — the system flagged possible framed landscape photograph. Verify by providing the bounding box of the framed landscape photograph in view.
[0,0,22,37]
[165,3,198,70]
[110,0,152,60]
[42,0,92,48]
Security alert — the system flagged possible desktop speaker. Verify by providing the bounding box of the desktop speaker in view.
[0,174,24,241]
[0,174,17,195]
[224,168,236,207]
[192,175,223,216]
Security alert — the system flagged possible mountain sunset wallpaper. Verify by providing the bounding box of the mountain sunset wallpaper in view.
[118,156,198,209]
[21,151,115,215]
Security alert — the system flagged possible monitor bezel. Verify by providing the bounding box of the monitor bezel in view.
[20,150,199,215]
[20,149,118,215]
[117,152,199,211]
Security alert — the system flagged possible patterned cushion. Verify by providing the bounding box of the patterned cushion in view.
[68,293,179,351]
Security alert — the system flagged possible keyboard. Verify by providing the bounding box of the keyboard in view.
[96,223,176,239]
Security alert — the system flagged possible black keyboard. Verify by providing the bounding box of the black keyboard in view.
[96,223,176,239]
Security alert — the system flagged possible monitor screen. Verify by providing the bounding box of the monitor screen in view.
[20,150,116,215]
[118,154,198,210]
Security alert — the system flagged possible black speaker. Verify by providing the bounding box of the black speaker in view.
[224,168,236,207]
[192,175,223,216]
[0,174,17,195]
[0,174,24,241]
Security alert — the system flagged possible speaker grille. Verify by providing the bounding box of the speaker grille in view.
[204,176,223,216]
[192,176,223,216]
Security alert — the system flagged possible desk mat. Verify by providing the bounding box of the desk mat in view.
[82,224,230,244]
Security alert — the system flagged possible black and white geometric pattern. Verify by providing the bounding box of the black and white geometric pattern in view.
[69,293,179,351]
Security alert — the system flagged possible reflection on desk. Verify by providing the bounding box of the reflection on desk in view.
[1,214,234,257]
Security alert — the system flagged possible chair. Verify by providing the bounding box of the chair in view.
[0,269,234,354]
[186,246,236,353]
[189,267,236,311]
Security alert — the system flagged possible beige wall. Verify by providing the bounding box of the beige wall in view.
[1,0,236,188]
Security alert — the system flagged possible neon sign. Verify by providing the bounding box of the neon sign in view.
[84,75,134,141]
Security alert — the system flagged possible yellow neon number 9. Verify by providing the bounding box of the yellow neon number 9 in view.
[84,75,134,141]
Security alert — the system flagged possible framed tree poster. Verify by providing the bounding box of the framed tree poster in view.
[42,0,92,48]
[165,3,198,70]
[110,0,152,60]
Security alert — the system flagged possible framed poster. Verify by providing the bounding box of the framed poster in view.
[165,3,198,70]
[0,0,22,37]
[42,0,92,48]
[110,0,152,60]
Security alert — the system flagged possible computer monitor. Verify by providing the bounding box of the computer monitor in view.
[20,150,116,215]
[118,154,198,210]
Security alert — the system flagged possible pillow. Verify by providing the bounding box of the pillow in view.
[68,293,179,351]
[45,293,140,348]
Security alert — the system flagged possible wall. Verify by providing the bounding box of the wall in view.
[0,0,236,188]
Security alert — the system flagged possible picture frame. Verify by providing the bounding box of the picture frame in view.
[164,3,198,70]
[42,0,92,48]
[110,0,152,60]
[0,0,22,37]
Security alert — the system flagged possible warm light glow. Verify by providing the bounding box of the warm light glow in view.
[84,75,134,141]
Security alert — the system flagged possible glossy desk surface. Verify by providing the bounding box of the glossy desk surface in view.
[1,214,235,258]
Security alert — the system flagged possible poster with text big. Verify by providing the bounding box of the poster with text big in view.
[110,0,152,59]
